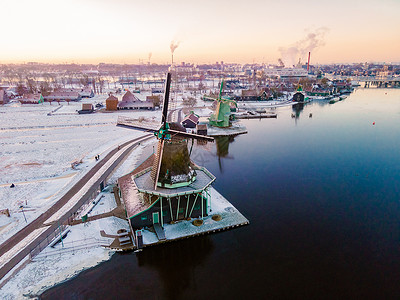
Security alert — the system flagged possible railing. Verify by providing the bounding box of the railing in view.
[32,237,110,260]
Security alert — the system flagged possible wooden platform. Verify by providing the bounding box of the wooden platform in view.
[153,223,166,241]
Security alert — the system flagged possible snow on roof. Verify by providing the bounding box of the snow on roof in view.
[118,154,155,218]
[134,167,215,197]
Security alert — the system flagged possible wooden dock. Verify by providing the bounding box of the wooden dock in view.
[235,113,277,119]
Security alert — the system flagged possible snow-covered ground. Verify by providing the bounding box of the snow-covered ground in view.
[0,215,129,299]
[0,97,158,247]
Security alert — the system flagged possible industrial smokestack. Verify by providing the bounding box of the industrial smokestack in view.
[307,52,311,72]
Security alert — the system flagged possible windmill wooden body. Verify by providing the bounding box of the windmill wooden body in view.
[208,81,237,128]
[118,73,216,243]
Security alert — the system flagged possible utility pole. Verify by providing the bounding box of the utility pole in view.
[19,205,27,223]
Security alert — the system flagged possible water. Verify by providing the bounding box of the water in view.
[41,88,400,299]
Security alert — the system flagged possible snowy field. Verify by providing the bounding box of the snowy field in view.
[0,96,158,248]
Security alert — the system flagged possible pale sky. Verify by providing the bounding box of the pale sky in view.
[1,0,399,65]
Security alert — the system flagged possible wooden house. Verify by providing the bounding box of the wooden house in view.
[106,95,118,111]
[78,103,94,114]
[181,112,199,128]
[196,124,208,136]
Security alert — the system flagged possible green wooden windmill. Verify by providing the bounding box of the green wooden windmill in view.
[208,81,237,128]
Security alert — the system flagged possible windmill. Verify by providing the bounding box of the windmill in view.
[119,73,216,239]
[150,72,213,189]
[208,80,237,128]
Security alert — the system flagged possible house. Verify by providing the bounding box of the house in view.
[0,90,9,105]
[240,89,269,101]
[78,103,94,114]
[79,87,94,98]
[106,95,118,111]
[118,91,154,110]
[45,91,81,102]
[146,95,161,108]
[151,87,164,94]
[181,112,199,128]
[196,124,208,136]
[0,89,9,105]
[20,93,44,104]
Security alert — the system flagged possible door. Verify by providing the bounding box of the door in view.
[152,212,159,224]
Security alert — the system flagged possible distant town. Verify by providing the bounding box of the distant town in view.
[1,61,400,107]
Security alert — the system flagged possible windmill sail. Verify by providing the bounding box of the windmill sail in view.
[151,139,164,189]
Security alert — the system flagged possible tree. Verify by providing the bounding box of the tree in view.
[182,96,197,107]
[39,81,51,96]
[79,74,90,88]
[97,76,105,94]
[16,83,25,96]
[26,76,38,94]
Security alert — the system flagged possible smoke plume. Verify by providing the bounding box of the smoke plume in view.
[170,40,180,54]
[148,52,152,62]
[278,27,329,67]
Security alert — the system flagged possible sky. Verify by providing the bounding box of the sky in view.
[1,0,400,65]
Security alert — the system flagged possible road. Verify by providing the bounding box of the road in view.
[0,133,152,280]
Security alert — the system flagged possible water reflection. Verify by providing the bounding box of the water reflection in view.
[137,236,214,300]
[291,102,304,120]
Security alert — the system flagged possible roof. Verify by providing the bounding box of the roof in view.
[241,89,259,97]
[133,166,215,198]
[20,93,42,102]
[118,91,154,108]
[46,91,81,100]
[106,95,118,101]
[196,124,207,130]
[118,154,155,218]
[121,90,138,103]
[183,113,199,124]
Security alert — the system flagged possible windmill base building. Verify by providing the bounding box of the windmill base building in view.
[118,152,215,240]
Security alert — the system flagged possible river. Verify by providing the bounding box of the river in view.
[41,88,400,299]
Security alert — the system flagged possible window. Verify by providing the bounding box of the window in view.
[141,215,148,221]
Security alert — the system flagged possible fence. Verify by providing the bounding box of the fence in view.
[29,186,103,260]
[32,237,110,261]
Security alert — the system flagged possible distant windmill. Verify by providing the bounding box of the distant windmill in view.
[208,80,237,128]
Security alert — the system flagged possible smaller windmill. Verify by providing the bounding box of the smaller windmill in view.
[208,80,237,128]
